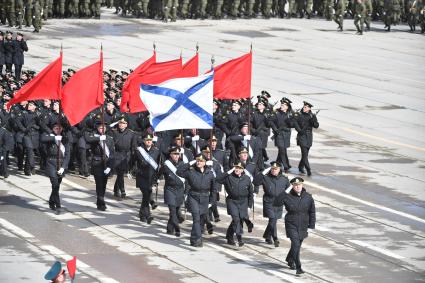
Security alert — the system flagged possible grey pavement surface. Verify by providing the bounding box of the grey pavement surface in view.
[1,8,425,283]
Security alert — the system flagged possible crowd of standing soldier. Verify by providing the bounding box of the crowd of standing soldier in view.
[0,0,104,33]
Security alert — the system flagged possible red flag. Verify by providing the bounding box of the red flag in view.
[212,52,252,100]
[7,52,62,109]
[120,53,156,113]
[66,256,77,280]
[179,53,199,78]
[121,57,183,113]
[62,52,104,126]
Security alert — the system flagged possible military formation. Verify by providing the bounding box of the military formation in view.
[1,59,319,273]
[0,0,424,33]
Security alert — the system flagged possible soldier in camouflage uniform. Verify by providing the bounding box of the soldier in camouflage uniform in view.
[163,0,177,21]
[323,0,333,19]
[0,0,7,24]
[364,0,372,30]
[90,0,102,18]
[383,0,402,30]
[179,0,190,18]
[33,0,42,32]
[354,0,366,34]
[24,0,32,26]
[16,0,24,28]
[334,0,347,30]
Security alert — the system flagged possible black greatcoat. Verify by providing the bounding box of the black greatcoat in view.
[0,39,5,65]
[4,39,14,64]
[176,163,214,215]
[274,188,316,240]
[270,110,294,148]
[162,159,185,207]
[12,39,28,65]
[216,172,253,219]
[294,111,319,148]
[254,171,290,219]
[112,128,136,172]
[135,145,160,190]
[40,134,71,178]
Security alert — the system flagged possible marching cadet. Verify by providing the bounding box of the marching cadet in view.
[0,31,5,74]
[251,97,272,164]
[270,97,294,173]
[135,134,160,224]
[161,146,185,237]
[40,123,70,212]
[15,101,41,176]
[201,145,223,233]
[176,153,215,247]
[85,120,115,211]
[172,133,194,163]
[237,147,257,232]
[216,161,253,247]
[0,118,9,178]
[112,116,136,198]
[294,101,319,176]
[229,122,262,169]
[212,99,228,149]
[253,161,290,247]
[274,177,316,275]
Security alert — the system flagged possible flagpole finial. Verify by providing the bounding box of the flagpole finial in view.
[60,43,63,52]
[153,42,156,51]
[180,50,182,58]
[250,42,252,52]
[196,42,199,53]
[211,55,215,65]
[101,43,103,51]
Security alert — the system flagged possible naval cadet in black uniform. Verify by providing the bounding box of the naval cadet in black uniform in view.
[274,177,316,275]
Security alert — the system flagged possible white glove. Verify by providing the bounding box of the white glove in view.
[180,148,185,154]
[54,135,62,141]
[104,167,111,175]
[57,168,65,175]
[262,167,272,175]
[99,135,107,141]
[0,156,3,161]
[253,193,257,201]
[244,135,251,141]
[208,203,212,208]
[152,136,158,142]
[192,135,200,141]
[189,160,196,166]
[227,168,235,175]
[127,173,133,179]
[206,160,213,166]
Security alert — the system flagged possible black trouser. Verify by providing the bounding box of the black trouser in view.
[78,148,89,175]
[299,146,311,172]
[0,152,8,177]
[114,170,125,194]
[286,236,303,270]
[0,64,3,74]
[263,217,278,240]
[5,63,12,73]
[16,143,24,170]
[226,216,243,239]
[277,146,290,170]
[139,187,152,219]
[208,203,220,220]
[93,166,108,207]
[201,213,213,233]
[49,176,63,207]
[14,64,22,79]
[24,147,35,173]
[167,205,180,233]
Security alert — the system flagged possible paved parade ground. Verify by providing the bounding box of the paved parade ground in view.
[1,8,425,282]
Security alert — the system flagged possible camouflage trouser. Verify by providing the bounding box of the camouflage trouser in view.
[67,0,79,16]
[33,0,42,31]
[178,0,189,16]
[364,0,372,28]
[80,0,91,16]
[354,12,364,31]
[323,0,333,19]
[163,0,177,19]
[16,0,24,27]
[90,0,101,17]
[240,0,254,15]
[276,0,286,17]
[334,0,346,27]
[261,0,272,16]
[0,0,7,24]
[24,0,32,26]
[306,0,312,13]
[230,0,240,16]
[211,0,223,17]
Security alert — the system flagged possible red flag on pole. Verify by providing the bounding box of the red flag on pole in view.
[6,52,63,109]
[66,256,77,280]
[120,52,157,113]
[179,53,199,78]
[62,51,104,126]
[120,57,183,113]
[212,52,252,100]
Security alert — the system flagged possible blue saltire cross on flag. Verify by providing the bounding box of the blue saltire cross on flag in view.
[140,73,214,132]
